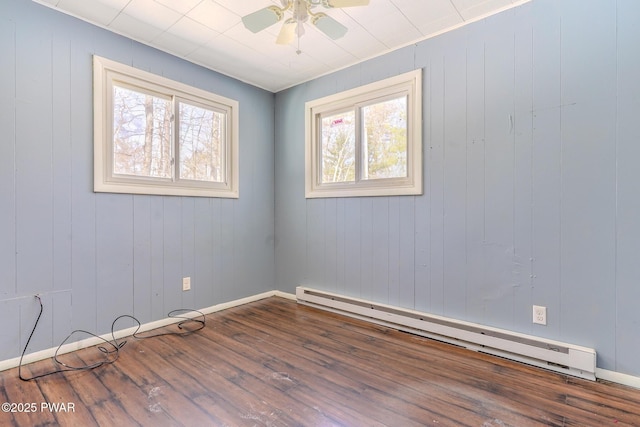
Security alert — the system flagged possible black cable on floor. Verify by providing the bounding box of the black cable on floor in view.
[18,295,206,381]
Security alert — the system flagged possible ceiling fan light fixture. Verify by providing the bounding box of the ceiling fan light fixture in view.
[241,0,368,45]
[277,19,298,45]
[241,6,284,33]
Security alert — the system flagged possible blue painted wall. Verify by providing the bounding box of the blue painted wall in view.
[0,0,275,360]
[275,0,640,377]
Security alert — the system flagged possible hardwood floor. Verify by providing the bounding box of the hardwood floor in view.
[1,296,639,426]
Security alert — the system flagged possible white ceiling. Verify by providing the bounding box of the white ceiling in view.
[33,0,529,92]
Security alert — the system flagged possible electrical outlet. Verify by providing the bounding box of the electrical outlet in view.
[533,305,547,325]
[182,277,191,291]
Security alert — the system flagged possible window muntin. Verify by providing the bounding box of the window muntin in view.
[306,69,422,198]
[94,55,239,198]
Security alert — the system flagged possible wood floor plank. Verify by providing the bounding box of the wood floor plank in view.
[1,361,59,426]
[1,296,640,426]
[243,299,618,425]
[100,339,225,426]
[216,306,486,426]
[0,374,20,427]
[142,336,307,426]
[240,302,561,426]
[201,318,420,426]
[28,365,99,426]
[179,319,387,426]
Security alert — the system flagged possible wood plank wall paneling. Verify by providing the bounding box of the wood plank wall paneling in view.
[96,194,134,333]
[69,38,98,335]
[194,198,215,307]
[324,198,338,294]
[427,46,445,315]
[0,18,17,306]
[483,10,516,329]
[274,0,640,378]
[387,197,400,305]
[530,0,562,341]
[0,0,275,362]
[397,196,415,308]
[2,298,640,426]
[133,196,153,324]
[16,18,54,299]
[512,5,534,328]
[359,198,374,300]
[442,30,467,320]
[180,198,196,310]
[558,0,617,367]
[615,0,640,375]
[52,34,73,295]
[463,19,487,325]
[0,302,20,361]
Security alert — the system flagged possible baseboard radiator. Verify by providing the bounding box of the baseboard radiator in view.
[296,287,596,381]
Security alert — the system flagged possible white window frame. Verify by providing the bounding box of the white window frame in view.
[305,69,422,198]
[93,55,239,198]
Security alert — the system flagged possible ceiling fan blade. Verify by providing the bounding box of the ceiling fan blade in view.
[312,13,348,40]
[325,0,370,7]
[276,19,297,44]
[242,6,284,33]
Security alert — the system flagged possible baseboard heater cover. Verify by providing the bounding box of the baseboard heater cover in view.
[296,287,596,381]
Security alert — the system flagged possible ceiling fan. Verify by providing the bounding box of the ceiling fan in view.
[242,0,370,48]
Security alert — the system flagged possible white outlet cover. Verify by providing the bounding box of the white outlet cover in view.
[182,277,191,291]
[533,305,547,325]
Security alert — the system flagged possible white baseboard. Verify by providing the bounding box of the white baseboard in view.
[596,368,640,390]
[0,290,294,373]
[272,290,296,300]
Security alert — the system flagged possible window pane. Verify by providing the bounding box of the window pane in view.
[112,85,172,178]
[362,96,407,180]
[179,101,225,183]
[320,111,355,183]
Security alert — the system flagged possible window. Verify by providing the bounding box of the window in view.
[305,69,422,198]
[93,56,239,198]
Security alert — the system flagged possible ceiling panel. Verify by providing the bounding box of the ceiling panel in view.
[32,0,531,92]
[166,16,219,46]
[361,9,423,47]
[152,29,201,57]
[211,0,280,17]
[56,0,126,26]
[109,12,164,43]
[122,0,182,29]
[186,1,240,33]
[154,0,201,14]
[392,0,463,35]
[452,0,515,20]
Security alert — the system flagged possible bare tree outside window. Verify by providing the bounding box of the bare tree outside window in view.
[112,88,227,184]
[112,86,172,179]
[321,110,355,183]
[362,96,407,180]
[179,102,225,183]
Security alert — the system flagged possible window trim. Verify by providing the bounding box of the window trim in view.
[305,69,422,198]
[93,55,239,198]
